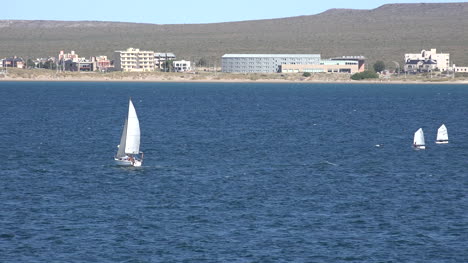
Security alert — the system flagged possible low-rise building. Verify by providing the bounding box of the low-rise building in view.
[94,56,113,71]
[404,48,450,72]
[63,57,96,71]
[404,59,438,73]
[173,60,191,72]
[2,57,24,68]
[453,65,468,73]
[282,57,365,74]
[222,54,321,73]
[114,47,155,72]
[330,56,366,72]
[155,52,176,70]
[58,50,97,71]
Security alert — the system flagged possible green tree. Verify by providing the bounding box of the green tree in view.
[302,72,311,77]
[373,61,385,73]
[26,59,36,69]
[196,57,209,67]
[43,60,57,70]
[161,60,174,72]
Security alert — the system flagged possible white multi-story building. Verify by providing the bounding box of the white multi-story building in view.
[114,47,155,72]
[173,60,191,72]
[155,52,176,70]
[222,54,321,73]
[404,48,450,72]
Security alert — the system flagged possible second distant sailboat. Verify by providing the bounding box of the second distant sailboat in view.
[435,124,448,144]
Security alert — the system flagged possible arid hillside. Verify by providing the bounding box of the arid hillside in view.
[1,3,467,65]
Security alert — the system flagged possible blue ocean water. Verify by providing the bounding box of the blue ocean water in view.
[0,81,467,262]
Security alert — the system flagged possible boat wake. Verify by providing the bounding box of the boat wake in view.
[323,160,338,166]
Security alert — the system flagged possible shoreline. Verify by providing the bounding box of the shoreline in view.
[1,78,467,85]
[1,70,467,85]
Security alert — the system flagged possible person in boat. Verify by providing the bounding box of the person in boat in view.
[128,155,135,164]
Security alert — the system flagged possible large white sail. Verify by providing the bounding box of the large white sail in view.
[413,128,425,147]
[124,99,141,154]
[436,124,448,143]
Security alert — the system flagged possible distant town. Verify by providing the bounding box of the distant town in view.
[1,47,467,80]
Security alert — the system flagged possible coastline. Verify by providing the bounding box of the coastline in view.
[1,69,467,85]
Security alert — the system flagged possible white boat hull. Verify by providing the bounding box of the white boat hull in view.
[114,158,142,167]
[413,145,426,150]
[435,140,448,144]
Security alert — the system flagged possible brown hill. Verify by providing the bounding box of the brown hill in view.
[0,2,467,66]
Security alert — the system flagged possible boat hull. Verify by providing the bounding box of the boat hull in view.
[114,158,142,167]
[413,145,426,150]
[435,140,448,144]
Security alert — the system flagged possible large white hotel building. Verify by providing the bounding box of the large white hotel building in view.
[114,47,155,72]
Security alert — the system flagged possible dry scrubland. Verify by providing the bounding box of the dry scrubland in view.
[0,3,467,66]
[1,68,467,84]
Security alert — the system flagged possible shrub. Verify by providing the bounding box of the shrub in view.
[351,70,379,80]
[302,72,311,77]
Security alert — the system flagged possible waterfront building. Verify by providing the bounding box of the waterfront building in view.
[452,65,468,73]
[155,52,176,70]
[173,60,191,72]
[330,56,366,72]
[404,49,450,72]
[58,50,97,71]
[404,59,437,73]
[63,57,96,71]
[222,54,321,73]
[114,47,155,72]
[282,56,366,74]
[58,50,79,62]
[94,56,112,72]
[2,57,24,68]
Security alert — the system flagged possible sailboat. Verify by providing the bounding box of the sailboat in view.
[435,124,448,144]
[413,128,426,150]
[114,98,144,167]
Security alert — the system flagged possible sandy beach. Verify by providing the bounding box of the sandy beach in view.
[1,68,467,84]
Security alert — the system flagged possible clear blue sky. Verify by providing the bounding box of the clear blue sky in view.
[3,0,466,24]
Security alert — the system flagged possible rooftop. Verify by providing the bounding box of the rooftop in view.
[222,54,320,58]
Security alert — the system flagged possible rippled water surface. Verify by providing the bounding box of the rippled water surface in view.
[1,82,467,262]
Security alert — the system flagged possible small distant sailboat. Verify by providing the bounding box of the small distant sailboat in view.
[114,99,144,167]
[435,124,448,144]
[413,128,426,150]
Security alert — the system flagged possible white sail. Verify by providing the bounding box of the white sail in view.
[124,99,141,154]
[116,119,128,158]
[413,128,425,148]
[436,124,448,143]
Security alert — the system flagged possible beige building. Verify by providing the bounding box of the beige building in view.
[114,47,155,72]
[405,49,450,72]
[282,57,365,74]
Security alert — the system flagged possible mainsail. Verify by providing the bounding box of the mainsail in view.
[413,128,425,146]
[124,99,141,154]
[116,99,140,158]
[436,124,448,142]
